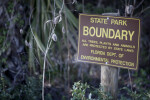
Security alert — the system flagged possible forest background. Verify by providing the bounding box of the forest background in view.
[0,0,150,100]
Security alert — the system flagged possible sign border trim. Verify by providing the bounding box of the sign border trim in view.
[77,13,141,70]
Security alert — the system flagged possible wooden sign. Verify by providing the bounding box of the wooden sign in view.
[77,14,141,70]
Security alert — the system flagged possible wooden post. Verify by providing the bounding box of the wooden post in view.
[101,66,118,99]
[101,12,120,99]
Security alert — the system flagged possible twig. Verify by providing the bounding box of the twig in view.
[125,0,127,17]
[128,69,133,92]
[135,0,144,9]
[54,0,55,18]
[64,2,70,89]
[133,0,136,6]
[128,0,131,5]
[42,23,54,100]
[42,0,65,100]
[3,6,10,20]
[136,6,150,16]
[42,49,48,100]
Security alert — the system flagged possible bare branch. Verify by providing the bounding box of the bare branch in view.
[135,0,144,9]
[135,6,150,16]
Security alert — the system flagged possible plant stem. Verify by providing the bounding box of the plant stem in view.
[42,49,48,100]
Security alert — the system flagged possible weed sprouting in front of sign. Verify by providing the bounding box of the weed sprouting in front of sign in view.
[71,81,113,100]
[71,80,150,100]
[71,81,89,100]
[29,1,65,100]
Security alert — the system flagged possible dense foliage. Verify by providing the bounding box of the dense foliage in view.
[0,0,150,100]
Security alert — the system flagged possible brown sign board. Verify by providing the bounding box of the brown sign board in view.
[77,13,141,70]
